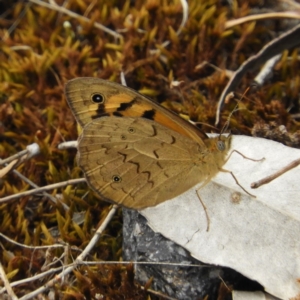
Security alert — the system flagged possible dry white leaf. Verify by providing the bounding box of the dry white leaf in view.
[141,135,300,300]
[232,290,279,300]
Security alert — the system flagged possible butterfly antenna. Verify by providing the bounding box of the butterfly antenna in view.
[220,86,251,136]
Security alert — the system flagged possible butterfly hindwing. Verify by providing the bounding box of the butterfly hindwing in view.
[77,116,211,209]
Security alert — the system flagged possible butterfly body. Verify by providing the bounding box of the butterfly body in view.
[65,78,231,209]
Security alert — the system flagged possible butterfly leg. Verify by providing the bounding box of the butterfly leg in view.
[225,149,264,164]
[196,190,210,231]
[196,179,210,231]
[251,157,300,188]
[219,168,256,198]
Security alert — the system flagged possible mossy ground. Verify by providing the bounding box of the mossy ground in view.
[0,0,299,298]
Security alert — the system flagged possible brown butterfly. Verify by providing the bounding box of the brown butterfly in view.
[65,77,231,209]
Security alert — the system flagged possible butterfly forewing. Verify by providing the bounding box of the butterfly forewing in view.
[65,78,207,146]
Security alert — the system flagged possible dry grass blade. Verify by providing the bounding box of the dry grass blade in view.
[0,159,19,178]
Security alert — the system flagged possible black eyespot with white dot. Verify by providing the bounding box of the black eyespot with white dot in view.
[91,93,104,103]
[112,175,122,182]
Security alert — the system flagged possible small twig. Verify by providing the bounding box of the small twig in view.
[0,143,40,167]
[225,11,300,29]
[41,250,67,272]
[0,178,86,204]
[0,262,19,300]
[28,0,122,40]
[0,150,28,166]
[18,205,118,300]
[11,169,69,210]
[0,259,206,295]
[0,144,68,208]
[251,158,300,188]
[0,266,64,295]
[215,22,300,125]
[0,143,39,178]
[0,233,65,250]
[78,261,207,267]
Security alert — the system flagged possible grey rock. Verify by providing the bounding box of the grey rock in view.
[123,209,261,299]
